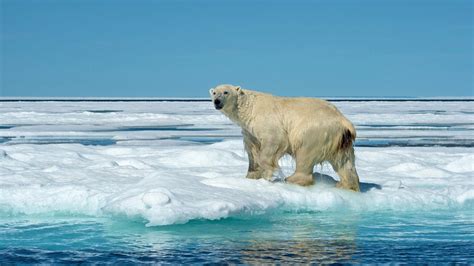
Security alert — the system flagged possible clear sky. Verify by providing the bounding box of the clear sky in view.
[1,0,472,97]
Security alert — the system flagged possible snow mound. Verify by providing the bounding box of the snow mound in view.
[0,141,472,226]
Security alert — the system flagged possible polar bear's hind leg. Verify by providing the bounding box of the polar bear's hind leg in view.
[330,146,360,192]
[286,148,315,186]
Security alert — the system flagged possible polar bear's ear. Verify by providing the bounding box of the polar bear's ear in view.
[209,88,215,95]
[235,86,244,95]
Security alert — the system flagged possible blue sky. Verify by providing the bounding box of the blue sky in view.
[1,0,472,97]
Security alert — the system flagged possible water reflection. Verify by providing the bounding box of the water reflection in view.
[239,211,361,263]
[1,209,471,263]
[239,237,357,263]
[100,211,362,263]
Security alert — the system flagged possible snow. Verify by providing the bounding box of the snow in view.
[0,100,472,226]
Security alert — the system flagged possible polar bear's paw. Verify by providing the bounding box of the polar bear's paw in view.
[246,171,262,179]
[336,181,360,192]
[286,173,314,186]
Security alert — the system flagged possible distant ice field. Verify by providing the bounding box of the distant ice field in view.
[0,100,473,147]
[0,100,473,263]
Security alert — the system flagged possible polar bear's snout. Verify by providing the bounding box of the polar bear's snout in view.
[213,99,223,110]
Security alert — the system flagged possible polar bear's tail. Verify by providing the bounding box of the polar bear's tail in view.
[339,119,356,150]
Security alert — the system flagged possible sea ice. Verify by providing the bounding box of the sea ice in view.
[0,100,472,225]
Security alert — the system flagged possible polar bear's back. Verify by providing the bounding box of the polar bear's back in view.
[279,97,341,117]
[265,95,348,128]
[245,91,354,146]
[245,90,350,126]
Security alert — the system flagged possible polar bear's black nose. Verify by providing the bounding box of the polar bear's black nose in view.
[214,99,223,110]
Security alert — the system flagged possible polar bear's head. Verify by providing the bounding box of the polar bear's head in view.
[209,84,244,112]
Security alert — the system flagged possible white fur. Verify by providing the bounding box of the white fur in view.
[210,84,360,191]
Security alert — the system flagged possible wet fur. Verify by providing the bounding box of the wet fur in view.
[210,84,361,191]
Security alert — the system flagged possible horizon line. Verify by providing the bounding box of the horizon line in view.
[0,96,473,102]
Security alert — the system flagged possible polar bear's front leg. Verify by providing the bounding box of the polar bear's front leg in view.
[243,134,263,179]
[256,142,283,181]
[245,149,263,179]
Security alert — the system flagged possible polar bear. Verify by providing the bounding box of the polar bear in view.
[209,84,361,191]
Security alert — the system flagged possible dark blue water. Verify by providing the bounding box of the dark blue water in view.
[1,210,472,264]
[2,130,472,147]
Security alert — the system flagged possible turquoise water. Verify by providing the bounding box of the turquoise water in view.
[1,209,472,264]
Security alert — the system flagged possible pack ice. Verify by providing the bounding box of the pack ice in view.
[0,100,472,226]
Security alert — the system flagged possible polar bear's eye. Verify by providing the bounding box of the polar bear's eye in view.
[223,91,228,95]
[212,92,216,95]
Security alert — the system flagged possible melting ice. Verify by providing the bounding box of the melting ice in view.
[0,100,472,226]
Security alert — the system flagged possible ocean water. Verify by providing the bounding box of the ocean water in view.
[0,100,473,263]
